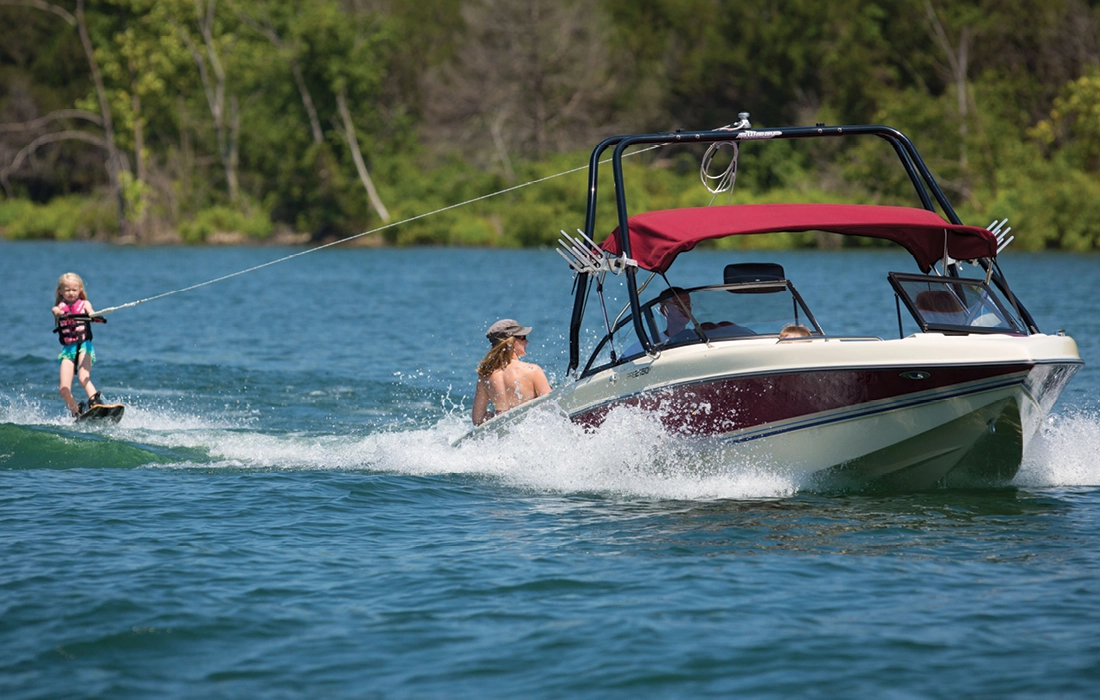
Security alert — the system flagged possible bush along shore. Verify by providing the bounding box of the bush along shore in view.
[3,0,1100,252]
[5,145,1100,253]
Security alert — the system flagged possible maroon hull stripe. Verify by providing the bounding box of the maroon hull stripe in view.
[571,363,1034,437]
[716,373,1028,445]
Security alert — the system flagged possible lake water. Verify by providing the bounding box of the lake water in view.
[2,240,1099,698]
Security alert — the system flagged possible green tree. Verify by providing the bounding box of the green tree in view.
[235,0,395,236]
[421,0,632,176]
[0,0,126,228]
[1032,68,1100,171]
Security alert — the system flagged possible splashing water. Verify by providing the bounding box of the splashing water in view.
[1016,409,1100,488]
[11,390,1098,497]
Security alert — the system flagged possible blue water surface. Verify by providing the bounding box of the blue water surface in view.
[2,240,1099,698]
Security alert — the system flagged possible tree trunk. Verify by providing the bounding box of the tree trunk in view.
[237,12,324,145]
[129,63,145,186]
[132,92,145,183]
[76,0,127,230]
[489,111,516,182]
[228,94,240,200]
[923,0,971,201]
[182,0,239,201]
[336,87,389,222]
[955,29,969,175]
[526,2,547,156]
[292,63,324,145]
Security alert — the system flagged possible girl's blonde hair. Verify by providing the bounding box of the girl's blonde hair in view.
[779,323,811,338]
[55,272,87,305]
[477,337,516,377]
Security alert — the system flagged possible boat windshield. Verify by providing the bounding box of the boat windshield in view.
[889,272,1026,334]
[581,279,821,375]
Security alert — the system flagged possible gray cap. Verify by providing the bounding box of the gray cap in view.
[486,318,533,344]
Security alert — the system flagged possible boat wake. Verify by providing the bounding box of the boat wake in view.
[447,405,801,499]
[3,394,1098,497]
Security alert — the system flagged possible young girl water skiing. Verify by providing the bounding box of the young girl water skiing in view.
[52,272,104,416]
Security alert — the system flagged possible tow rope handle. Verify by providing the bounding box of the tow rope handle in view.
[52,314,106,334]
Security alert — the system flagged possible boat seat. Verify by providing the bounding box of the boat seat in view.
[915,290,966,325]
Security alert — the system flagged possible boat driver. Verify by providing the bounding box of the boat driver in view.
[659,287,754,342]
[657,287,693,339]
[623,287,749,356]
[622,288,694,355]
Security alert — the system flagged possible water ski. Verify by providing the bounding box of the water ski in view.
[76,403,125,424]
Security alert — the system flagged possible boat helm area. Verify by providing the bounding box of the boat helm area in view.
[578,262,1028,378]
[563,121,1047,380]
[581,262,823,376]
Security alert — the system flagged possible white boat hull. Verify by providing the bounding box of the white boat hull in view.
[460,333,1081,489]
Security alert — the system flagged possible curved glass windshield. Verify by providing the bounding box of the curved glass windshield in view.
[582,280,821,375]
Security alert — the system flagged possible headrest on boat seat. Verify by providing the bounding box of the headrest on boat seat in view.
[724,262,786,285]
[914,290,965,313]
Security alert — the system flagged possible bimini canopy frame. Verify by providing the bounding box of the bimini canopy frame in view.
[566,124,1037,375]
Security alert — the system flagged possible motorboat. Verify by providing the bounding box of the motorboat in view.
[460,118,1082,489]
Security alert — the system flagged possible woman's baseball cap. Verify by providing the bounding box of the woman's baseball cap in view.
[486,318,533,344]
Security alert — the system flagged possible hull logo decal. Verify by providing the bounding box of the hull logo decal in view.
[900,370,931,380]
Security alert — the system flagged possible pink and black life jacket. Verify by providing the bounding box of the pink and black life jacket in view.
[55,300,92,346]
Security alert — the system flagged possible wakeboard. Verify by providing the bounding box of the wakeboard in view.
[76,403,125,424]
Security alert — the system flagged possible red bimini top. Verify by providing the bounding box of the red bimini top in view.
[599,204,998,274]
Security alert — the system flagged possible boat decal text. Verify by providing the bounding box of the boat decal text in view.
[736,130,783,140]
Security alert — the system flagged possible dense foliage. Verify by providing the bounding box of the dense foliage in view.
[2,0,1100,251]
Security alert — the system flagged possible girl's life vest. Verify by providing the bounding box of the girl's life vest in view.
[56,300,92,346]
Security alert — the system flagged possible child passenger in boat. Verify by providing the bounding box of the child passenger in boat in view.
[472,319,552,426]
[779,323,812,339]
[52,272,105,416]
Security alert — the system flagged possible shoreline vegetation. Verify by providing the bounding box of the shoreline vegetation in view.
[4,1,1100,252]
